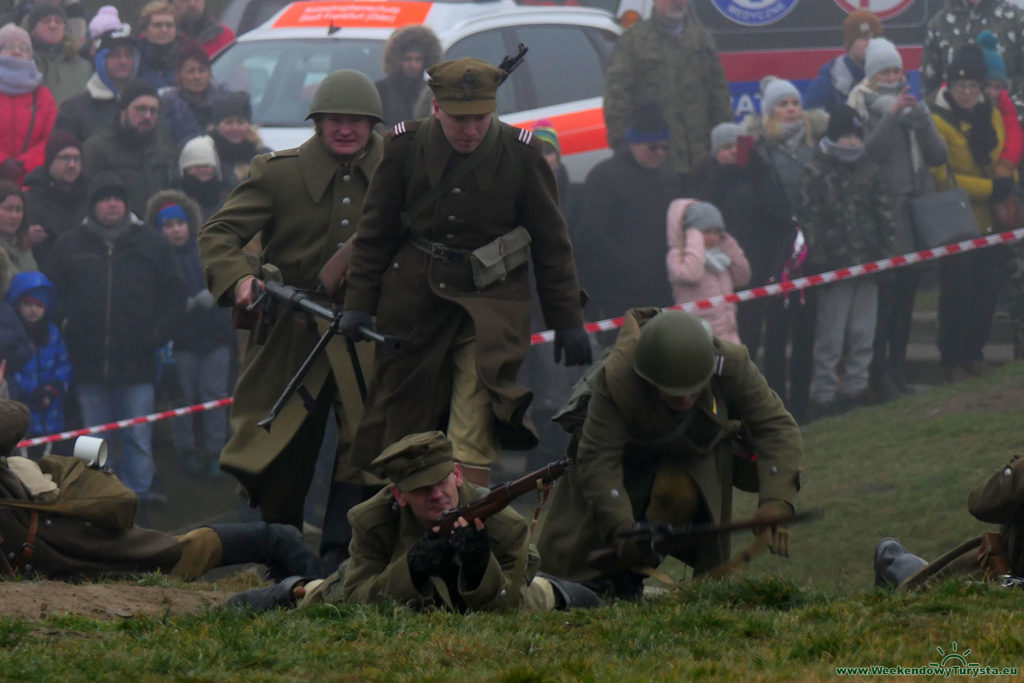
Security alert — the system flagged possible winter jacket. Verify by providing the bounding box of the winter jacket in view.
[847,80,949,254]
[144,189,232,353]
[376,25,442,126]
[82,118,177,217]
[665,199,751,344]
[741,109,830,212]
[212,129,270,190]
[929,86,1011,233]
[179,13,235,59]
[603,11,733,174]
[922,0,1024,97]
[0,232,37,277]
[690,155,793,287]
[136,39,182,91]
[993,88,1023,168]
[44,173,186,385]
[804,54,864,113]
[160,84,229,147]
[573,146,680,320]
[0,299,32,372]
[55,73,120,143]
[31,38,91,106]
[24,165,87,268]
[799,147,896,273]
[0,85,57,181]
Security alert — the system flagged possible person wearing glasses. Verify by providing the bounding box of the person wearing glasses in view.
[24,132,87,270]
[573,103,680,344]
[928,44,1015,382]
[82,78,177,217]
[136,1,183,90]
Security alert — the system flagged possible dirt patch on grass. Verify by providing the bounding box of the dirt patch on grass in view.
[922,375,1024,418]
[0,581,229,621]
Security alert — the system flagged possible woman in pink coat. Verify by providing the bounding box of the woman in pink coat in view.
[0,24,57,185]
[666,199,751,344]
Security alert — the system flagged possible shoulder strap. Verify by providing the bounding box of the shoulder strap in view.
[20,89,37,155]
[401,117,501,228]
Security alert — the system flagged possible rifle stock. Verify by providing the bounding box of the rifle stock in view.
[433,459,569,535]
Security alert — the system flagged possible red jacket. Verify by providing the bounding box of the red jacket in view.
[995,88,1023,168]
[0,85,57,183]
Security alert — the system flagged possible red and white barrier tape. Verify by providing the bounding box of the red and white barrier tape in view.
[19,227,1023,447]
[16,398,233,448]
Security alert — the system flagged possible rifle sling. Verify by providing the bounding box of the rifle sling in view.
[400,117,500,228]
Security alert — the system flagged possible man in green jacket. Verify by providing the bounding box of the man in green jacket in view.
[197,70,383,568]
[602,0,733,182]
[537,309,802,597]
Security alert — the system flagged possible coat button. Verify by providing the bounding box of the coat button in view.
[341,219,350,227]
[439,282,446,289]
[342,197,352,205]
[445,233,454,239]
[609,488,620,498]
[448,215,456,222]
[452,187,461,194]
[393,262,399,269]
[342,174,351,182]
[769,465,778,475]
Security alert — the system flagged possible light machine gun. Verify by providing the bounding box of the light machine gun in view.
[247,280,406,430]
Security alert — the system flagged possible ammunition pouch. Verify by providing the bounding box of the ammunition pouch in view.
[469,226,531,290]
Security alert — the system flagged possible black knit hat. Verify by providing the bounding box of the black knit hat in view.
[826,104,864,141]
[119,77,158,110]
[44,130,82,167]
[26,3,67,32]
[948,43,987,84]
[212,91,252,124]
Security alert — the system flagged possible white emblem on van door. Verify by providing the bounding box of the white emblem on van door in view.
[833,0,914,20]
[711,0,798,27]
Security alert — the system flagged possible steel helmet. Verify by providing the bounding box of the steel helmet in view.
[306,69,383,122]
[633,311,716,397]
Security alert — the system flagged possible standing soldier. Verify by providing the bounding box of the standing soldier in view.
[197,70,383,569]
[339,56,591,487]
[537,308,802,597]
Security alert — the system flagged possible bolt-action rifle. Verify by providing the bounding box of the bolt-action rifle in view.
[433,459,569,534]
[246,280,406,430]
[587,508,824,573]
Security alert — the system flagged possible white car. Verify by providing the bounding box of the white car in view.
[211,0,621,180]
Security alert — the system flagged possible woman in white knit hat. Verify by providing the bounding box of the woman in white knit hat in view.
[846,37,948,400]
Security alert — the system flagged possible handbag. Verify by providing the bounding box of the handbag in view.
[909,164,980,249]
[992,191,1022,231]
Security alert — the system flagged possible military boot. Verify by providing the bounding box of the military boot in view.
[210,522,322,582]
[874,538,927,589]
[539,573,604,609]
[225,576,308,611]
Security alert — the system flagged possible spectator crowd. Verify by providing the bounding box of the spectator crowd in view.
[1,0,1022,510]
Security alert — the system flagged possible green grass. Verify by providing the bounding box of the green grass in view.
[3,363,1024,681]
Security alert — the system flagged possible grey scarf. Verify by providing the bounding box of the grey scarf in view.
[704,246,732,274]
[819,137,865,163]
[777,119,806,155]
[0,55,42,95]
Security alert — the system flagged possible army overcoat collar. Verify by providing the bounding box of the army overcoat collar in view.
[298,131,384,204]
[422,116,502,193]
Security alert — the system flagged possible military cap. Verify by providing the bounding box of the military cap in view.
[427,57,505,115]
[372,431,455,492]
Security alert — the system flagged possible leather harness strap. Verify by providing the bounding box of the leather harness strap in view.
[11,510,39,572]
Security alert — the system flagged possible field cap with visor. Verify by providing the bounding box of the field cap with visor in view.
[372,431,455,492]
[427,57,506,115]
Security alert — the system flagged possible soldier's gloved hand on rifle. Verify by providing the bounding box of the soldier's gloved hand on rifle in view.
[752,500,793,557]
[450,517,491,590]
[613,521,660,570]
[553,327,592,366]
[407,529,455,586]
[339,309,373,341]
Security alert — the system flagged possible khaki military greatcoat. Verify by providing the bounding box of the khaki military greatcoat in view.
[339,483,539,611]
[343,116,584,470]
[538,308,802,581]
[198,133,382,487]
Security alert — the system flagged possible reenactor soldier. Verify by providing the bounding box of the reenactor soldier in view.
[227,431,602,611]
[339,56,591,488]
[876,454,1024,591]
[537,308,803,597]
[197,70,384,568]
[0,399,321,582]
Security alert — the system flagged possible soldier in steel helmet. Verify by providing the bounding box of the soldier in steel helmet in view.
[197,70,384,569]
[536,307,802,597]
[338,57,591,488]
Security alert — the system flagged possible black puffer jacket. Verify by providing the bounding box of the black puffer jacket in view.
[23,165,87,269]
[44,172,186,385]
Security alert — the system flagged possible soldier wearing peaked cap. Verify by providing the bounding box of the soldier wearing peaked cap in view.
[227,430,602,611]
[197,70,384,570]
[339,56,591,489]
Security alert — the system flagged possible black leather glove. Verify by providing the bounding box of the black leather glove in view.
[450,522,491,590]
[991,177,1015,204]
[612,521,660,570]
[553,327,592,366]
[407,530,454,586]
[338,309,373,341]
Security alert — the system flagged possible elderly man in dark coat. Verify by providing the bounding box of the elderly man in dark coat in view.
[340,57,591,488]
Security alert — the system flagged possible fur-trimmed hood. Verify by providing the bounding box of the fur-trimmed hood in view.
[381,25,442,77]
[739,107,830,147]
[144,188,202,235]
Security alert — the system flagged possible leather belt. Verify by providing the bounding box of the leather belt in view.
[409,235,471,262]
[12,511,38,572]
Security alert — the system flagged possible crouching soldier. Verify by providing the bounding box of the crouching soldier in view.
[876,454,1024,591]
[229,431,601,611]
[537,308,803,598]
[0,399,321,582]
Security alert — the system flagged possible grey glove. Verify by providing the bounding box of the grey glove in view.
[339,309,373,341]
[191,289,216,311]
[553,327,592,366]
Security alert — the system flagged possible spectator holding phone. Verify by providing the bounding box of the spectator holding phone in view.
[847,37,948,400]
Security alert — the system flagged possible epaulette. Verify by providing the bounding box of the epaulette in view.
[714,353,726,376]
[390,119,421,139]
[266,148,298,161]
[516,127,533,145]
